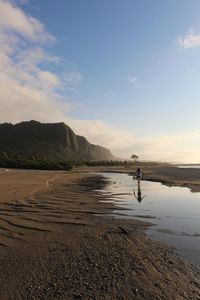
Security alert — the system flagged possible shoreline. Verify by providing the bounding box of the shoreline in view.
[0,168,200,298]
[73,164,200,192]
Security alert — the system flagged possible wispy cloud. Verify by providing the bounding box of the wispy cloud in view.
[18,0,28,4]
[63,71,84,94]
[178,31,200,48]
[128,75,142,88]
[128,75,137,83]
[64,71,83,85]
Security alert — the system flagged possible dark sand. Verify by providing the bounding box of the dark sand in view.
[0,166,200,299]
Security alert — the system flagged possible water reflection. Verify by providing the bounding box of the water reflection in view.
[133,181,146,203]
[99,172,200,265]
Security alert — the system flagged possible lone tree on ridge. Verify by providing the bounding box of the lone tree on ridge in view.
[130,154,139,161]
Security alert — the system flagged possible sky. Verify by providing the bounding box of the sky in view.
[1,0,200,163]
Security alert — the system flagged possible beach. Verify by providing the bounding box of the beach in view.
[0,166,200,299]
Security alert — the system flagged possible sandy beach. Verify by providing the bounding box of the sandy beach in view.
[0,166,200,299]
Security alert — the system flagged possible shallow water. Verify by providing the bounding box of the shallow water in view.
[99,172,200,266]
[178,164,200,169]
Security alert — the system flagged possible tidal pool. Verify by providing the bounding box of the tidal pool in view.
[99,172,200,265]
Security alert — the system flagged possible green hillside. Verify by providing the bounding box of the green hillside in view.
[0,120,116,170]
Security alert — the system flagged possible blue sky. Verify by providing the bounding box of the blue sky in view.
[1,0,200,162]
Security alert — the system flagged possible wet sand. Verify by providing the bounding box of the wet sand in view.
[141,165,200,192]
[0,167,200,299]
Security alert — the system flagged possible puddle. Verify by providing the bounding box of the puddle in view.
[99,172,200,266]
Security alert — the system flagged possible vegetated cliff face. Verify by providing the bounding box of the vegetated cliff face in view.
[0,120,115,162]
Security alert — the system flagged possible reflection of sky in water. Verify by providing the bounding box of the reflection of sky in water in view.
[178,165,200,169]
[99,172,200,265]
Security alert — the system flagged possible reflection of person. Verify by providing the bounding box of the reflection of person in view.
[133,180,145,203]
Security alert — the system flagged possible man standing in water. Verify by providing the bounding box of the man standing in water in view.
[135,167,142,184]
[133,167,145,202]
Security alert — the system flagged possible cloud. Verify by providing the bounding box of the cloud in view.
[0,0,53,42]
[178,31,200,48]
[64,71,84,85]
[0,0,82,124]
[128,75,142,88]
[18,0,28,4]
[66,118,200,163]
[128,75,137,83]
[63,71,84,94]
